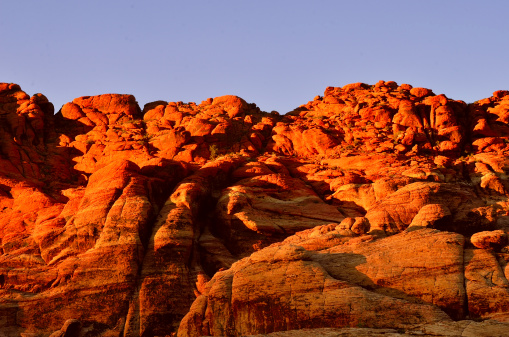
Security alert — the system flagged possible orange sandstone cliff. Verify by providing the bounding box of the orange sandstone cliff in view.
[0,81,509,336]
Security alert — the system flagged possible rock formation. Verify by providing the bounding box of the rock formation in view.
[1,81,509,336]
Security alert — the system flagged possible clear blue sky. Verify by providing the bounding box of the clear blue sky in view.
[1,1,508,114]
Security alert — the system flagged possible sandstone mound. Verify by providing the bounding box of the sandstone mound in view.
[0,82,509,336]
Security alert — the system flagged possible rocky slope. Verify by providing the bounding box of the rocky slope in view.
[0,81,509,336]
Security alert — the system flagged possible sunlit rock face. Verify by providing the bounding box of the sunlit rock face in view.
[1,81,509,337]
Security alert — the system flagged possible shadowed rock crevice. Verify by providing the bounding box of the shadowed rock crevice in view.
[196,195,238,277]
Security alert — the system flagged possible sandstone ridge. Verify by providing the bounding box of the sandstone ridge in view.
[1,81,509,336]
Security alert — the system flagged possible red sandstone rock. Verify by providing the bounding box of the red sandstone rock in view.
[3,82,509,336]
[217,322,509,337]
[471,230,508,250]
[465,248,509,320]
[48,319,81,337]
[178,229,467,336]
[364,182,485,235]
[410,87,434,98]
[215,172,345,257]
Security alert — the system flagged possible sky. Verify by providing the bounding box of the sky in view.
[1,1,509,114]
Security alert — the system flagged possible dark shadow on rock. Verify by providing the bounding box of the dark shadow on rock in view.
[311,251,457,318]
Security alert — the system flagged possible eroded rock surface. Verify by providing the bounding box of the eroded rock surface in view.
[1,82,509,336]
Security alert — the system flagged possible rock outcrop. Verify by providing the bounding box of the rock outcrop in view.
[1,81,509,336]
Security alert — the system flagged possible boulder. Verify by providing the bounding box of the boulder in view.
[471,230,508,250]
